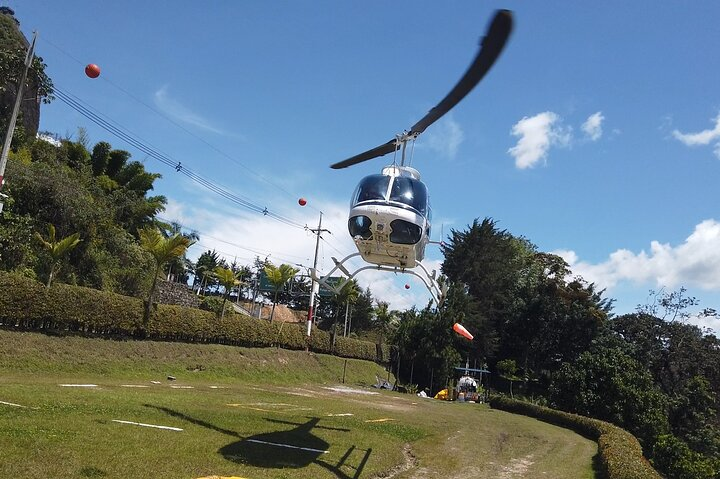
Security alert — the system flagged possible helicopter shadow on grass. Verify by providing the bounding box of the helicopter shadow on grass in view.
[146,405,372,479]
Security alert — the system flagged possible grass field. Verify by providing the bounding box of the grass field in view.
[0,330,598,478]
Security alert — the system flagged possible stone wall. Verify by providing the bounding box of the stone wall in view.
[155,280,200,309]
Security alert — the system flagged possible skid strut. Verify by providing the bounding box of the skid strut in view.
[310,252,447,306]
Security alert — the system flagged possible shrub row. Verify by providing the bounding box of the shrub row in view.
[489,396,661,479]
[0,272,382,362]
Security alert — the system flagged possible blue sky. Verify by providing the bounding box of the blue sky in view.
[12,1,720,332]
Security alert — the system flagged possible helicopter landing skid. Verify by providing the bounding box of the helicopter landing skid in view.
[310,252,447,306]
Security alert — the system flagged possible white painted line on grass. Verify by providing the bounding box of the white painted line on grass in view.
[209,386,227,389]
[59,384,98,387]
[150,381,162,384]
[120,385,150,388]
[245,438,328,453]
[323,386,379,395]
[112,420,183,431]
[0,400,27,408]
[170,385,194,389]
[326,413,354,417]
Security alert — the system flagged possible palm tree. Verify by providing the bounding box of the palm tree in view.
[35,224,82,287]
[264,262,299,322]
[374,300,398,348]
[214,266,242,319]
[162,221,199,283]
[332,279,360,349]
[194,249,219,295]
[138,226,194,328]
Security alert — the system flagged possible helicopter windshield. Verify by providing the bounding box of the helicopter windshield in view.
[352,175,390,205]
[389,176,428,215]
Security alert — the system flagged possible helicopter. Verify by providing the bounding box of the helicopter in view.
[313,10,513,305]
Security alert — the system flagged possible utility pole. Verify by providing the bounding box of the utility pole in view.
[0,31,37,214]
[306,212,330,344]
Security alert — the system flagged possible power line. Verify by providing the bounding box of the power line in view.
[39,35,324,216]
[54,86,307,230]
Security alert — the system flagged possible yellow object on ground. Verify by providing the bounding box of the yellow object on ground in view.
[434,388,449,400]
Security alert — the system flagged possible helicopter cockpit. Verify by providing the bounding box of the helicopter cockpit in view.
[348,166,430,245]
[350,171,429,214]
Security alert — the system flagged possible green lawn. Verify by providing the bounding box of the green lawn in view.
[0,330,598,478]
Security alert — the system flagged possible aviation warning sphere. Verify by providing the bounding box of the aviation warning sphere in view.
[85,64,101,78]
[312,10,514,305]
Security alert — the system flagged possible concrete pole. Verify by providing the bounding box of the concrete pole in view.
[0,31,36,213]
[306,212,323,338]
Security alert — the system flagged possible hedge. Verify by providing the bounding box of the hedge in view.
[0,272,382,362]
[489,396,662,479]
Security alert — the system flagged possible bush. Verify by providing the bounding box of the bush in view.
[489,395,661,479]
[199,296,230,317]
[0,271,382,362]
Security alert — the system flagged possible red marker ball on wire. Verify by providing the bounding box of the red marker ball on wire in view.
[85,64,101,78]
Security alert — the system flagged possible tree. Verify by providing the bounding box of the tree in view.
[161,221,199,283]
[138,226,194,328]
[0,11,54,141]
[213,266,242,320]
[105,149,130,178]
[349,287,374,333]
[34,224,81,287]
[194,249,219,294]
[263,262,299,322]
[91,141,111,176]
[330,279,359,348]
[373,301,398,346]
[441,218,611,384]
[550,345,669,447]
[496,358,521,398]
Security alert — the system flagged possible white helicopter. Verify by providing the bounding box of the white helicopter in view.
[313,10,514,305]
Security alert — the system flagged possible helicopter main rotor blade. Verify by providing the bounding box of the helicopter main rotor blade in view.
[331,9,513,170]
[330,140,398,170]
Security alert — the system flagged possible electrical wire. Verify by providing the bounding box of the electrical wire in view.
[53,86,307,230]
[39,35,324,216]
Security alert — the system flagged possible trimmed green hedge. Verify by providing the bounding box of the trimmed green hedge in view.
[489,396,661,479]
[0,272,382,362]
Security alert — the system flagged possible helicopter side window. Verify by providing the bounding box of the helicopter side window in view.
[389,177,428,215]
[352,175,390,206]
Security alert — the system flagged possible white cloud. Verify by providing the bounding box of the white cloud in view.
[154,85,226,135]
[672,113,720,159]
[581,111,604,141]
[507,111,571,169]
[422,116,464,158]
[554,219,720,291]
